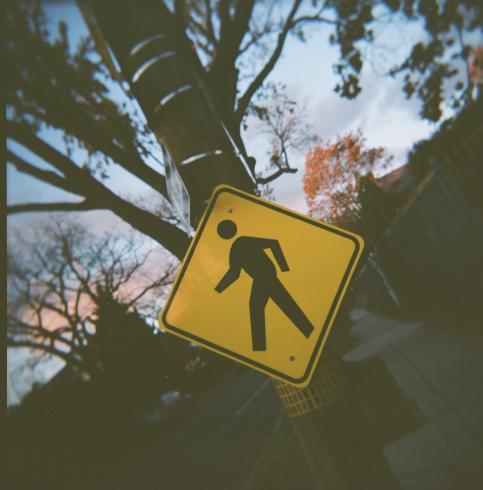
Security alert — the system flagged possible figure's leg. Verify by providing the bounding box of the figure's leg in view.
[270,279,314,338]
[249,282,269,351]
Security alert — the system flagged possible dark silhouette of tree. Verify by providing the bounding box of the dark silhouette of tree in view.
[7,218,177,379]
[6,1,191,257]
[406,93,483,210]
[6,1,482,259]
[357,174,401,246]
[175,0,482,123]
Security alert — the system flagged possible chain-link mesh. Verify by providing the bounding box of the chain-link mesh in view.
[273,353,346,417]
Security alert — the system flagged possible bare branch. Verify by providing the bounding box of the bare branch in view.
[8,119,169,201]
[7,200,99,215]
[7,124,190,258]
[6,149,77,195]
[256,167,297,185]
[235,0,303,122]
[292,3,335,29]
[125,263,175,308]
[203,0,218,48]
[7,215,180,381]
[291,15,336,27]
[6,338,85,371]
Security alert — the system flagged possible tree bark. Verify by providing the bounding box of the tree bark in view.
[8,125,190,259]
[84,0,255,226]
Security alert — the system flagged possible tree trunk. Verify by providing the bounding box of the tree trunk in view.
[83,0,255,225]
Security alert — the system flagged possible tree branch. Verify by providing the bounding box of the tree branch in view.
[207,0,256,118]
[292,15,336,27]
[7,124,190,258]
[291,2,335,29]
[6,338,86,372]
[216,0,231,30]
[203,0,218,48]
[235,0,303,122]
[125,263,175,308]
[256,166,297,185]
[6,149,78,195]
[7,200,99,215]
[8,118,169,200]
[228,0,257,55]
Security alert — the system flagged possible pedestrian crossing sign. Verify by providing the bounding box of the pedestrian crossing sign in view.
[159,185,364,387]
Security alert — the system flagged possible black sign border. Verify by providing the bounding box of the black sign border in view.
[161,186,361,385]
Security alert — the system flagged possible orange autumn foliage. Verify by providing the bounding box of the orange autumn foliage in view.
[303,131,392,227]
[469,46,483,86]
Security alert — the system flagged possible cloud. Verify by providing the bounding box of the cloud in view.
[267,69,435,212]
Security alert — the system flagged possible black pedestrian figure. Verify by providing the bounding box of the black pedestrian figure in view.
[214,220,314,351]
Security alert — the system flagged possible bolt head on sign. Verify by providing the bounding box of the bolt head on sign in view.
[159,185,364,387]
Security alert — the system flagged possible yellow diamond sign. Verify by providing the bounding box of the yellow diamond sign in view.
[159,185,364,387]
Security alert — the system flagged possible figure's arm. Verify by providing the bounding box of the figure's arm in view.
[215,266,240,293]
[269,240,289,272]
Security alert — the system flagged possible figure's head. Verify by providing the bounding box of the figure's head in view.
[217,219,237,239]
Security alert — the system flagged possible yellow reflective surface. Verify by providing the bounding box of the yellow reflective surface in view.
[159,185,364,387]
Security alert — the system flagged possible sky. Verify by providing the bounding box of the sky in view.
[6,1,445,405]
[243,13,436,212]
[7,2,438,219]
